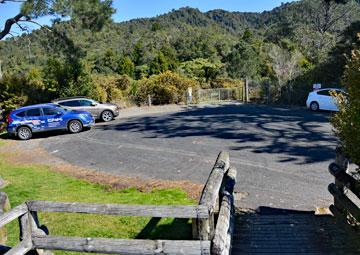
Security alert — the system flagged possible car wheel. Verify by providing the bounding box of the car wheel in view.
[68,120,83,134]
[101,110,113,122]
[310,102,319,111]
[17,126,32,140]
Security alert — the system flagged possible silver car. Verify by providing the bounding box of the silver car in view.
[53,97,119,122]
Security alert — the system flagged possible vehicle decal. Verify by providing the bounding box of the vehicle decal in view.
[48,118,63,123]
[31,120,41,126]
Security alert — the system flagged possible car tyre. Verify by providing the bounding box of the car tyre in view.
[310,102,319,111]
[101,110,114,122]
[17,126,32,140]
[68,120,83,134]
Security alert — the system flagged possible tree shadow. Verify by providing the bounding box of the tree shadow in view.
[135,217,192,240]
[99,104,336,165]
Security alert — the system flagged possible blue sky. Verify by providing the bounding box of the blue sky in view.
[0,0,296,35]
[114,0,296,21]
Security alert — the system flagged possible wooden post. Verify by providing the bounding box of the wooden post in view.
[0,192,10,245]
[147,95,152,107]
[196,151,230,241]
[28,211,53,255]
[244,79,249,103]
[334,147,349,213]
[212,167,237,255]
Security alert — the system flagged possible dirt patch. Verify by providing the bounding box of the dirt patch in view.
[0,140,203,200]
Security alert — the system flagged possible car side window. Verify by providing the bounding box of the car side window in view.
[26,108,41,117]
[59,100,81,107]
[16,111,26,117]
[79,100,93,107]
[317,90,330,96]
[43,108,62,116]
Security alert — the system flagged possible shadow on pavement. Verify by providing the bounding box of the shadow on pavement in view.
[98,104,336,165]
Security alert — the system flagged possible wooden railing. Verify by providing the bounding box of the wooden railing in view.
[0,151,236,255]
[328,147,360,224]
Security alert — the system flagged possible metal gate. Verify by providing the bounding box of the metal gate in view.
[197,88,244,104]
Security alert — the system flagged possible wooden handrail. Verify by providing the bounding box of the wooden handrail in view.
[0,204,27,229]
[27,201,209,219]
[195,151,230,241]
[32,235,211,255]
[329,148,360,225]
[329,163,360,199]
[328,183,360,222]
[199,151,230,212]
[4,239,32,255]
[212,167,237,255]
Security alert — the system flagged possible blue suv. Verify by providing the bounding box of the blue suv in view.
[6,104,95,140]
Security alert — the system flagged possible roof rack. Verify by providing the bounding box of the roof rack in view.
[53,96,88,101]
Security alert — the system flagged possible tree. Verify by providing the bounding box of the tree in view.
[118,56,134,77]
[268,44,303,103]
[226,40,260,80]
[179,58,224,84]
[0,0,115,40]
[309,0,355,35]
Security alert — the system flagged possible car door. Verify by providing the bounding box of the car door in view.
[24,108,46,132]
[42,107,66,130]
[316,90,331,110]
[79,99,99,118]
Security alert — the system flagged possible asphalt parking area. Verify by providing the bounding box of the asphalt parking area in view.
[39,104,336,210]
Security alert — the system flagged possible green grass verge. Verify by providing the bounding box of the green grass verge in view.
[0,141,195,254]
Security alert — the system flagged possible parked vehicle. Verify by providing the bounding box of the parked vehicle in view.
[306,88,346,112]
[6,104,94,140]
[52,97,119,122]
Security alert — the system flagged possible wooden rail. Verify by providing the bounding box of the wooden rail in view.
[328,147,360,223]
[27,201,209,219]
[0,151,236,255]
[33,236,211,255]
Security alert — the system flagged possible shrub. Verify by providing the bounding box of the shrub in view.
[332,49,360,166]
[91,74,129,103]
[135,71,199,105]
[0,71,46,114]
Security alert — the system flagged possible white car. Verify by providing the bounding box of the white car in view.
[306,88,345,112]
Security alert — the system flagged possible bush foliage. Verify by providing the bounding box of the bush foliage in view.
[332,48,360,166]
[134,71,199,105]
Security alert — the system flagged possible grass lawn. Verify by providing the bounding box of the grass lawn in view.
[0,140,195,254]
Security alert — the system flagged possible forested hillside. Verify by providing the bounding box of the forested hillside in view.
[1,0,359,111]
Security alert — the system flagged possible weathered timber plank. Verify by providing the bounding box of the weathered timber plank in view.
[212,192,234,255]
[19,213,30,241]
[0,204,27,228]
[200,151,230,210]
[197,151,229,240]
[32,236,211,255]
[28,211,54,255]
[329,163,360,199]
[0,192,11,245]
[27,201,209,219]
[328,183,360,222]
[4,239,32,255]
[335,147,349,171]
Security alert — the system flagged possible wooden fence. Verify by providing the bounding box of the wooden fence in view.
[0,151,236,255]
[328,147,360,224]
